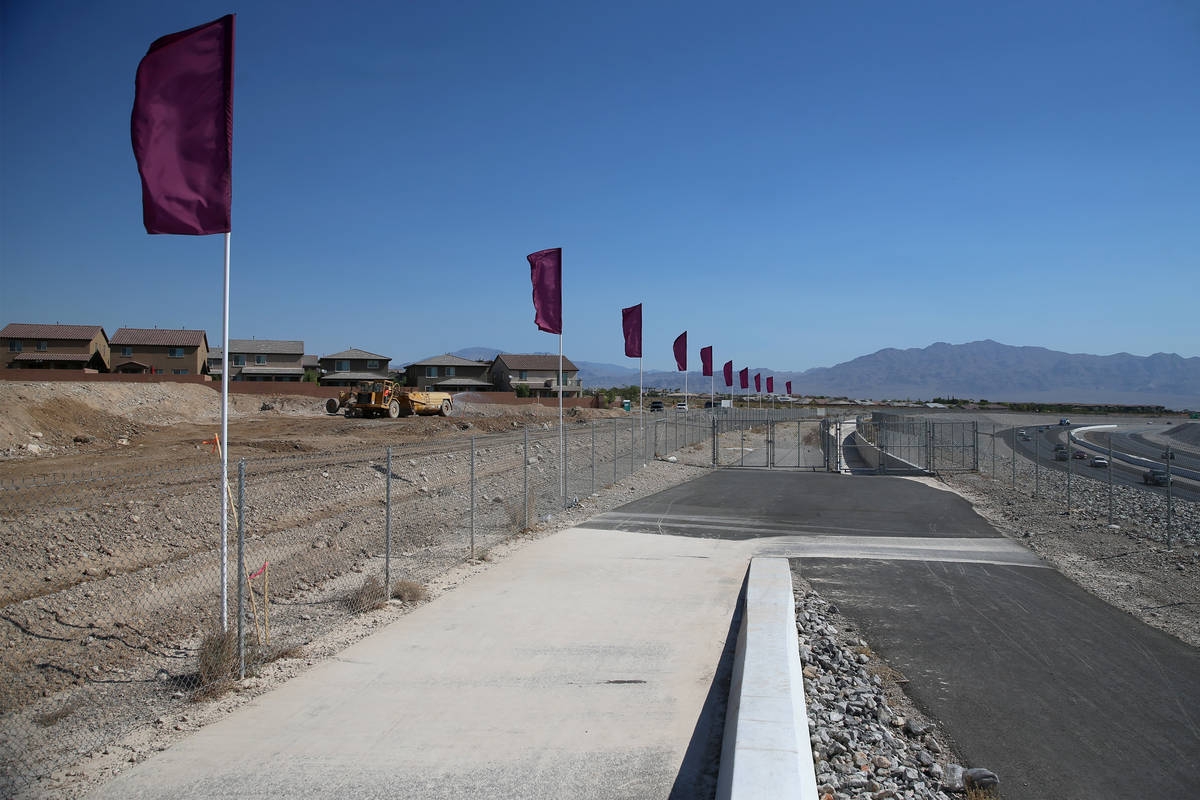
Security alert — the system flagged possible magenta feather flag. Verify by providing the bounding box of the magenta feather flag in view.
[766,376,774,393]
[739,368,749,389]
[132,15,235,235]
[723,360,733,387]
[673,332,687,371]
[701,346,713,377]
[786,380,792,395]
[621,304,642,358]
[527,248,562,334]
[754,373,761,392]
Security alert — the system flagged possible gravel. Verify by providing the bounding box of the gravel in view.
[793,571,995,799]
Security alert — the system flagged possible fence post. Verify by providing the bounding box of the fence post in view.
[797,420,801,468]
[613,419,618,484]
[1011,428,1016,488]
[237,458,246,681]
[1034,433,1040,497]
[992,423,996,477]
[524,426,529,530]
[1166,446,1174,548]
[591,421,596,494]
[385,446,392,598]
[1066,433,1072,513]
[631,417,636,474]
[973,422,979,472]
[470,436,476,560]
[1107,433,1113,525]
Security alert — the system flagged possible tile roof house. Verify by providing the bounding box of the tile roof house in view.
[404,354,494,392]
[319,348,391,386]
[109,328,208,376]
[208,339,305,382]
[1,323,111,371]
[490,354,582,398]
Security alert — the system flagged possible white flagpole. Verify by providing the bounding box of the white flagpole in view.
[559,332,564,504]
[684,370,688,410]
[638,355,643,428]
[220,232,230,631]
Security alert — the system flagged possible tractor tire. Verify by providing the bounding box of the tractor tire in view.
[388,400,401,419]
[439,399,452,417]
[325,398,340,415]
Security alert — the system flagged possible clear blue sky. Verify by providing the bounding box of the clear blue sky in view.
[3,0,1198,372]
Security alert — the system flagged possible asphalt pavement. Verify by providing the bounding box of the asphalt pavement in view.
[586,470,1200,800]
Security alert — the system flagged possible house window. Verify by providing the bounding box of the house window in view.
[122,346,132,357]
[169,347,184,358]
[37,341,47,351]
[425,366,438,378]
[519,370,527,380]
[8,341,21,352]
[255,354,267,365]
[154,368,164,375]
[367,360,379,370]
[232,355,245,366]
[336,360,350,372]
[173,369,189,375]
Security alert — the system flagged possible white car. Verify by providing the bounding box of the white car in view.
[675,402,688,411]
[1090,456,1109,468]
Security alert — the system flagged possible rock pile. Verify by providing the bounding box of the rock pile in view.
[796,587,996,799]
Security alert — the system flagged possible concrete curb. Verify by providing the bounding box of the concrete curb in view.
[717,557,819,800]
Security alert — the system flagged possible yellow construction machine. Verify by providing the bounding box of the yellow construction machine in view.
[325,380,454,418]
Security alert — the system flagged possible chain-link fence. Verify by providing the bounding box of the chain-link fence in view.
[853,413,978,473]
[0,412,729,795]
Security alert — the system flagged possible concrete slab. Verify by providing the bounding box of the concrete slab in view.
[91,529,753,800]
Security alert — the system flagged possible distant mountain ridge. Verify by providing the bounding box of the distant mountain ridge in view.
[403,341,1199,408]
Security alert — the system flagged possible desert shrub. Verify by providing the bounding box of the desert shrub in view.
[347,574,387,613]
[391,579,427,603]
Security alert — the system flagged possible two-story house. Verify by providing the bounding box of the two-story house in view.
[1,323,111,371]
[208,339,305,382]
[109,328,208,376]
[319,349,391,386]
[490,354,582,398]
[404,354,493,392]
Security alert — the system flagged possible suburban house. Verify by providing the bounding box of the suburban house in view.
[490,354,583,398]
[1,323,111,371]
[109,328,208,376]
[404,354,494,392]
[208,339,305,382]
[319,348,391,386]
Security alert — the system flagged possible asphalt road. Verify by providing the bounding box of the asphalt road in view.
[1003,425,1200,503]
[585,470,1200,800]
[1078,424,1200,474]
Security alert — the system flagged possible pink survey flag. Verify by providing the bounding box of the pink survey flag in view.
[673,332,687,371]
[527,248,562,334]
[754,373,761,392]
[131,15,235,235]
[622,304,642,358]
[739,368,749,389]
[766,376,774,393]
[723,360,733,387]
[786,381,792,395]
[701,346,713,377]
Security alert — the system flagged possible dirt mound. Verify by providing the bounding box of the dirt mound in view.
[1165,422,1200,448]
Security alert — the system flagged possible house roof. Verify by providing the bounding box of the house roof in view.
[11,352,93,362]
[407,353,489,368]
[301,354,319,368]
[112,359,152,369]
[434,376,494,387]
[321,371,393,382]
[110,328,208,347]
[494,353,579,372]
[239,366,305,376]
[1,323,106,341]
[321,348,389,361]
[227,339,303,355]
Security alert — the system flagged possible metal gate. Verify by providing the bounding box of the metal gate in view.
[712,412,828,470]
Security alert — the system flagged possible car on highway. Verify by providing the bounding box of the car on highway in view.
[1020,433,1032,441]
[1059,418,1071,426]
[675,402,688,411]
[1143,469,1172,486]
[1090,456,1109,468]
[649,401,664,412]
[1017,429,1026,435]
[1055,450,1069,461]
[1072,450,1086,459]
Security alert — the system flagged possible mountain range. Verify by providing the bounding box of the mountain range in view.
[410,341,1200,409]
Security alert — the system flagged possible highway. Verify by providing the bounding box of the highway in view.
[1078,423,1200,474]
[1003,424,1200,504]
